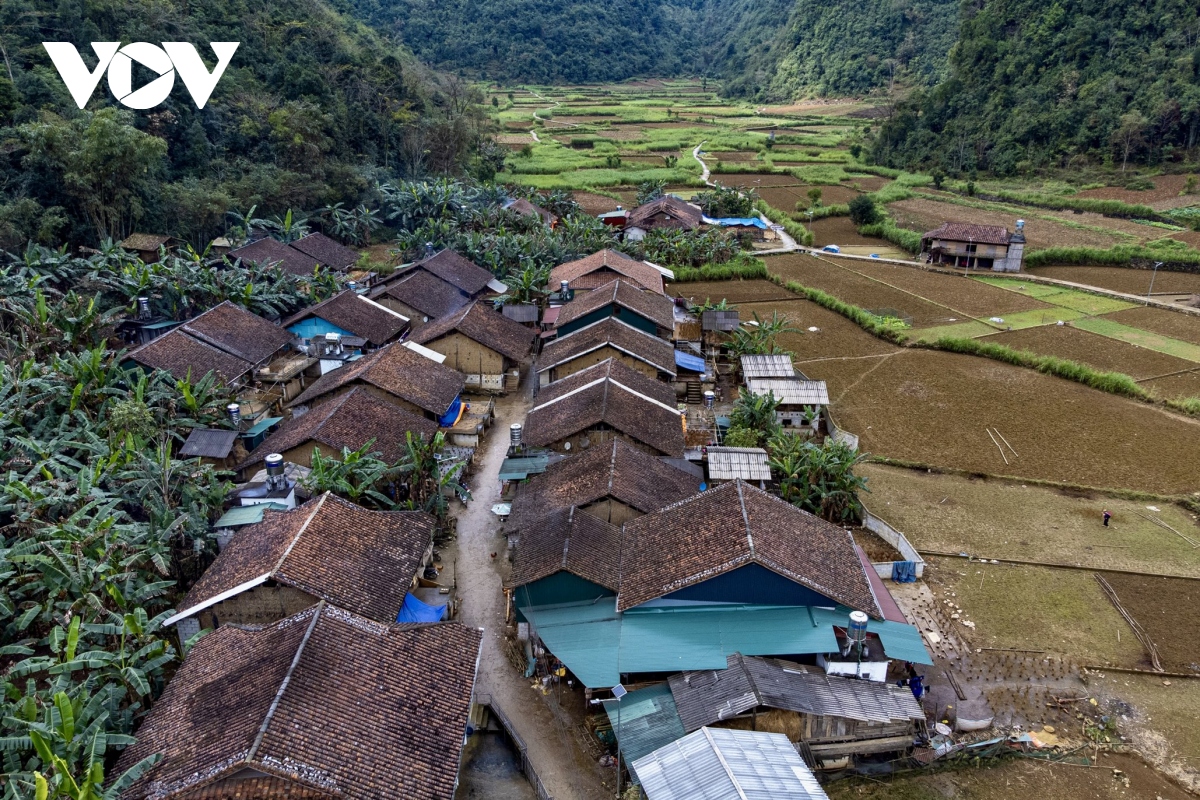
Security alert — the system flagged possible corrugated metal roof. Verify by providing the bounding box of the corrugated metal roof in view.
[242,416,283,437]
[745,378,829,406]
[521,600,838,688]
[501,303,540,323]
[213,502,290,528]
[498,455,550,481]
[707,447,771,481]
[632,727,829,800]
[669,654,924,733]
[701,310,740,331]
[739,355,795,379]
[179,429,239,459]
[604,684,686,765]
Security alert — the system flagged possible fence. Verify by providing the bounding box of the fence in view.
[475,694,554,800]
[861,503,925,579]
[825,411,860,451]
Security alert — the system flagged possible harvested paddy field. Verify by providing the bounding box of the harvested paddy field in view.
[734,295,901,363]
[808,216,896,248]
[570,191,621,214]
[1078,174,1200,211]
[710,150,760,162]
[984,325,1196,379]
[757,184,860,211]
[808,348,1200,494]
[1102,306,1200,347]
[1028,266,1200,296]
[1141,369,1200,399]
[859,463,1200,576]
[847,261,1054,318]
[928,559,1147,667]
[668,278,796,305]
[1102,574,1200,673]
[888,198,1128,249]
[710,172,803,187]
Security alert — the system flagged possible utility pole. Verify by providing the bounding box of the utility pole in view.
[1147,261,1163,300]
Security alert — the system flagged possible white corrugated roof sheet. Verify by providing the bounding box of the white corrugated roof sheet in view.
[746,378,829,406]
[707,447,771,481]
[740,354,795,379]
[632,727,829,800]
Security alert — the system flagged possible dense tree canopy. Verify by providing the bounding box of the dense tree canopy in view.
[0,0,488,248]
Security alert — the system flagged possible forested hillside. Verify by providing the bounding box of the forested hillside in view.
[872,0,1200,174]
[348,0,709,83]
[0,0,487,247]
[713,0,958,100]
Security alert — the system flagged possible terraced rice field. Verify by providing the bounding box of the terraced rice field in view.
[983,324,1197,379]
[1028,266,1200,296]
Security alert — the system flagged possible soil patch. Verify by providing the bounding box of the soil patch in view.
[711,150,761,162]
[758,184,860,212]
[1078,174,1200,211]
[571,191,621,215]
[668,278,797,305]
[1102,574,1200,673]
[985,324,1196,380]
[711,173,803,187]
[852,529,902,563]
[1103,306,1200,347]
[889,198,1128,250]
[860,463,1200,576]
[843,259,1055,318]
[1141,369,1200,400]
[733,296,901,363]
[1028,265,1200,296]
[808,216,891,248]
[844,175,892,192]
[809,348,1200,494]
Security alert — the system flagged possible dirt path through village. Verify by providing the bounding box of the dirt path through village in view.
[455,378,611,800]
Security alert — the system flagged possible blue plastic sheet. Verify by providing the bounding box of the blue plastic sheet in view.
[674,350,706,373]
[892,561,917,583]
[397,592,447,623]
[437,394,463,427]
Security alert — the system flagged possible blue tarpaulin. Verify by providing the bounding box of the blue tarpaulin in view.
[674,350,706,373]
[437,394,464,427]
[708,217,768,229]
[397,592,447,623]
[892,561,917,583]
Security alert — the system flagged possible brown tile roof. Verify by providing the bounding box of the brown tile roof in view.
[116,605,482,800]
[289,233,360,271]
[524,359,685,457]
[172,493,435,625]
[181,301,294,365]
[413,249,496,295]
[554,279,675,332]
[551,249,665,294]
[174,777,338,799]
[537,317,676,377]
[229,238,322,277]
[617,480,882,616]
[240,387,438,470]
[505,197,558,224]
[287,341,465,416]
[627,195,702,231]
[505,506,622,591]
[922,222,1011,245]
[127,328,253,384]
[410,301,535,362]
[508,439,701,531]
[370,270,469,319]
[283,291,409,346]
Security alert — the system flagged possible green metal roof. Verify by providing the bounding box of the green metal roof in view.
[241,416,283,437]
[498,455,550,481]
[213,502,289,528]
[810,607,933,665]
[521,600,839,688]
[604,684,685,764]
[141,320,182,330]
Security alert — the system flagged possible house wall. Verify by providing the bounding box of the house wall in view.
[279,440,340,469]
[931,239,1008,259]
[551,347,660,382]
[558,305,660,338]
[719,710,914,750]
[377,297,432,328]
[194,584,318,628]
[659,563,838,607]
[545,427,667,457]
[579,498,642,526]
[424,332,508,392]
[514,572,614,622]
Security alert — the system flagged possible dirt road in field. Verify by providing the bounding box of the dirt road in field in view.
[455,375,610,800]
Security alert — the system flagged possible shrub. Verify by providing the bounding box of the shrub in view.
[1167,396,1200,415]
[857,220,922,254]
[672,255,768,282]
[724,426,761,448]
[848,195,878,226]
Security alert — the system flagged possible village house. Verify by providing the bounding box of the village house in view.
[369,268,472,329]
[164,493,440,638]
[377,247,507,300]
[503,196,559,225]
[744,376,830,430]
[920,219,1026,272]
[501,302,541,328]
[508,438,702,531]
[550,248,669,295]
[125,300,294,387]
[554,278,675,339]
[289,231,361,272]
[409,301,535,393]
[116,604,481,800]
[178,428,246,471]
[118,232,175,263]
[704,216,774,241]
[518,480,931,690]
[287,340,466,424]
[523,358,686,457]
[506,506,622,617]
[228,237,325,277]
[283,288,410,349]
[536,316,678,386]
[239,386,438,474]
[630,728,830,800]
[624,195,704,241]
[704,446,771,487]
[740,353,796,380]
